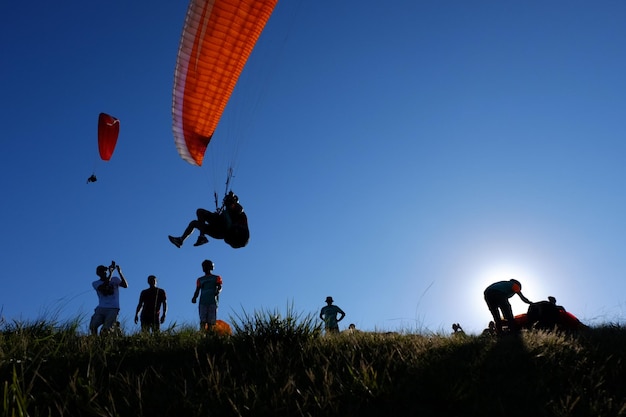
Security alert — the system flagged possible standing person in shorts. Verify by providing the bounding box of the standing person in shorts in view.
[89,261,128,335]
[192,260,222,331]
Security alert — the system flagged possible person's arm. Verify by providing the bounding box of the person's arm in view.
[337,308,346,322]
[192,279,200,303]
[161,299,167,323]
[134,295,143,324]
[117,266,128,288]
[319,309,324,321]
[517,291,532,304]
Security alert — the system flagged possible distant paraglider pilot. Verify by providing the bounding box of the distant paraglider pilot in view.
[86,174,97,184]
[484,279,533,335]
[320,296,346,334]
[169,191,249,249]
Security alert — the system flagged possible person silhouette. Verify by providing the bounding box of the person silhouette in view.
[484,279,532,334]
[134,275,167,333]
[319,296,345,334]
[191,260,223,331]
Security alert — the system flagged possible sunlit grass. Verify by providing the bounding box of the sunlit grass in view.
[1,310,626,416]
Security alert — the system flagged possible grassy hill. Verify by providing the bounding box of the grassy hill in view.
[1,310,625,417]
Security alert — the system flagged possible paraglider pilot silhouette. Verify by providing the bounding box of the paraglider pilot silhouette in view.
[484,279,533,334]
[169,191,249,249]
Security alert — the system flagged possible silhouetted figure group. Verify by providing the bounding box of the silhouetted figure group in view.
[90,258,227,335]
[483,279,584,336]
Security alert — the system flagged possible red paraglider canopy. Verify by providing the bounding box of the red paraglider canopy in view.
[98,112,120,161]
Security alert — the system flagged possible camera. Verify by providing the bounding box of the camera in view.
[109,261,116,271]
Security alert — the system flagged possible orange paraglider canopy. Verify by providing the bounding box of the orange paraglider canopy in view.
[172,0,278,166]
[98,112,120,161]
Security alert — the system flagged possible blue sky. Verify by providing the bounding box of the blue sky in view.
[1,1,625,335]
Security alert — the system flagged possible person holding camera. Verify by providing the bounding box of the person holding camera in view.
[89,261,129,335]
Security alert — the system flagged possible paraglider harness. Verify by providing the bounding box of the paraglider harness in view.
[212,188,249,249]
[525,301,563,330]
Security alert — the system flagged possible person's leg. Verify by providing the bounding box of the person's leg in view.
[199,210,227,240]
[140,317,153,333]
[485,292,504,333]
[191,213,211,245]
[181,219,202,241]
[151,314,161,333]
[89,308,104,335]
[207,304,217,327]
[199,304,209,331]
[500,301,518,332]
[196,208,218,224]
[169,209,216,247]
[102,308,119,334]
[184,210,224,242]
